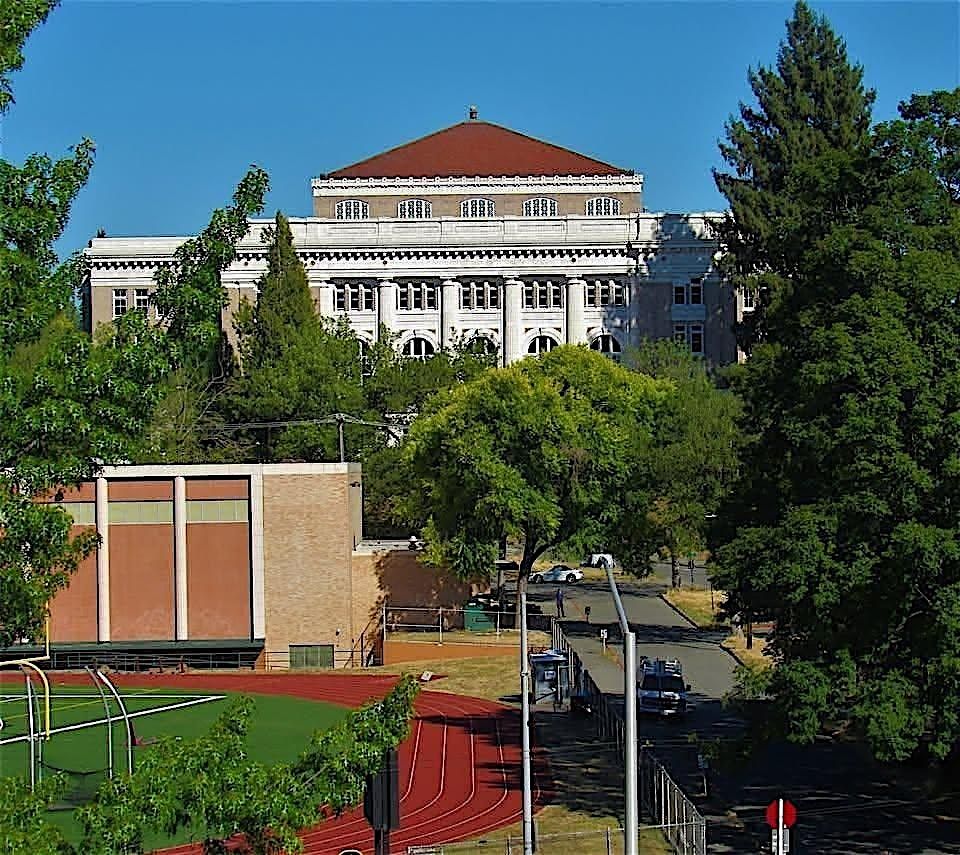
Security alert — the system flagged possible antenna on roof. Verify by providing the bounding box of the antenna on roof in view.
[468,105,478,121]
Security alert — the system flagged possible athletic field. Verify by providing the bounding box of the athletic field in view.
[0,678,347,849]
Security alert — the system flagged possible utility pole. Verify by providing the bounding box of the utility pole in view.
[337,414,346,463]
[520,590,534,854]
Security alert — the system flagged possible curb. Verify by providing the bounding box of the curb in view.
[657,592,747,668]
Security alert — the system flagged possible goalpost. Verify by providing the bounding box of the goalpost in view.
[1,616,53,791]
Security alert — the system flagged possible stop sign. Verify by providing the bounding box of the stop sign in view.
[765,799,797,828]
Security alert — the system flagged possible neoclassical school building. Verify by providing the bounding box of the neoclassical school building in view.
[82,112,747,364]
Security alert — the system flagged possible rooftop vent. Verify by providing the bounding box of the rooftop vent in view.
[468,105,478,120]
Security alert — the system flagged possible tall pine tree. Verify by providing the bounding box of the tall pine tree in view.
[713,0,875,352]
[712,6,960,759]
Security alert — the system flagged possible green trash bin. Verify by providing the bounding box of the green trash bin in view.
[464,600,496,631]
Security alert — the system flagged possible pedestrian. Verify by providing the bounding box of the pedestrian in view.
[555,586,565,618]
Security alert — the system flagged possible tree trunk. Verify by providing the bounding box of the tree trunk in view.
[671,553,680,588]
[515,552,536,631]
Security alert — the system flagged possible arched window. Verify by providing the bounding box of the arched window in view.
[522,197,558,217]
[397,199,432,219]
[528,335,557,355]
[335,199,369,220]
[590,334,622,361]
[402,336,435,361]
[466,335,497,356]
[585,197,621,216]
[461,198,495,218]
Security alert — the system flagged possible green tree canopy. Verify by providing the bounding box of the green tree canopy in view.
[711,82,960,761]
[404,346,672,592]
[713,0,876,352]
[626,341,741,587]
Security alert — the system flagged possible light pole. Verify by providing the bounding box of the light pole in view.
[520,590,534,854]
[606,566,638,855]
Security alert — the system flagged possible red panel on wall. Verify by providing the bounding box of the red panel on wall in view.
[186,523,251,639]
[48,535,98,642]
[37,482,95,502]
[109,524,174,640]
[185,478,249,500]
[108,480,173,501]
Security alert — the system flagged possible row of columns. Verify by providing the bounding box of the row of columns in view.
[313,276,598,364]
[93,474,266,643]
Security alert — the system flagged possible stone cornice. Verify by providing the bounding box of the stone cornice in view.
[311,173,644,197]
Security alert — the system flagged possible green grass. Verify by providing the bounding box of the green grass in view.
[0,686,347,849]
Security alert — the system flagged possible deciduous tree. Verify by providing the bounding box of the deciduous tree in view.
[405,346,671,600]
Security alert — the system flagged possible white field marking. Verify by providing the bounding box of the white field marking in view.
[0,695,224,746]
[0,693,225,701]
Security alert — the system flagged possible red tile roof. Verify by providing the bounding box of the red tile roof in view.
[325,121,631,179]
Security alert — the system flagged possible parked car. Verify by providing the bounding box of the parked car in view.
[530,565,584,584]
[581,553,615,570]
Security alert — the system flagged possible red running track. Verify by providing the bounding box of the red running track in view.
[27,672,550,854]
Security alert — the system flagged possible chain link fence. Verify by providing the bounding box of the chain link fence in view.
[406,828,625,854]
[550,623,707,855]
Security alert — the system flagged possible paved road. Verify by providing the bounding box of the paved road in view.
[523,567,960,854]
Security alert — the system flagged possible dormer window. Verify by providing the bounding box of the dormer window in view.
[461,198,495,218]
[522,198,558,217]
[336,199,369,220]
[397,199,432,219]
[585,197,621,216]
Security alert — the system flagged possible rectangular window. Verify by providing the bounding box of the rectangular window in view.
[364,286,375,311]
[134,289,150,315]
[108,501,174,524]
[613,282,626,306]
[690,323,704,355]
[425,285,437,310]
[673,285,686,305]
[742,288,757,311]
[673,323,687,346]
[335,284,345,311]
[186,499,249,523]
[585,282,597,306]
[488,283,500,309]
[51,502,95,526]
[112,289,128,319]
[537,282,548,308]
[600,281,611,306]
[461,283,472,309]
[289,644,334,669]
[551,282,563,308]
[524,283,535,310]
[398,286,410,310]
[689,283,703,305]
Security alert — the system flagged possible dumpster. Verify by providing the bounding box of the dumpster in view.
[529,649,570,704]
[464,600,496,631]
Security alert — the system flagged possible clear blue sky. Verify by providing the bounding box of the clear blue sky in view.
[3,1,958,256]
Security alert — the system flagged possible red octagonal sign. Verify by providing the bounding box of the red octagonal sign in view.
[766,799,797,828]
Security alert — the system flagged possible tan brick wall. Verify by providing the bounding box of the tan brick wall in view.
[314,191,640,218]
[261,472,355,662]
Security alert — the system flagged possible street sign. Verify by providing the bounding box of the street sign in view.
[766,798,797,828]
[771,829,790,852]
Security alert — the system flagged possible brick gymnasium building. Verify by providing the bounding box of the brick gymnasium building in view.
[32,463,469,670]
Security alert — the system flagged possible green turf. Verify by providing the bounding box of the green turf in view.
[0,686,348,850]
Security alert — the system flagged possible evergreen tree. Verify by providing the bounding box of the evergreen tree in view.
[227,213,366,461]
[712,85,960,761]
[713,0,875,351]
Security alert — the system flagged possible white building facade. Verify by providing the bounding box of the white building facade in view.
[83,116,745,365]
